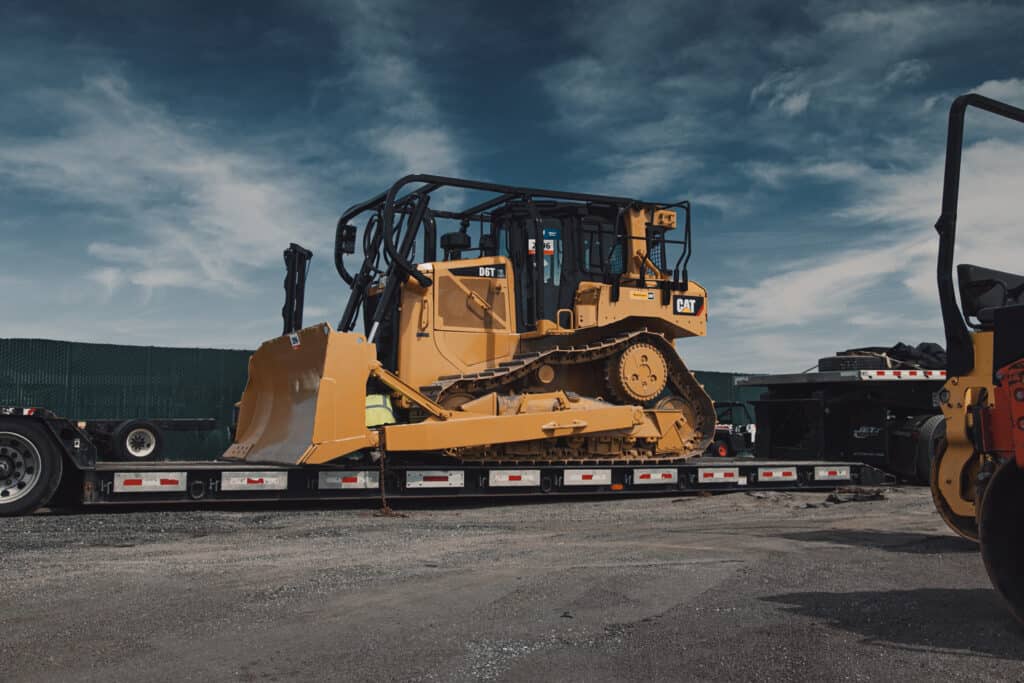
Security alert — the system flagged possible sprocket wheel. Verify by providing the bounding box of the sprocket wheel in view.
[607,342,668,403]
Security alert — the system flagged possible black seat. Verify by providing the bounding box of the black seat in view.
[958,264,1024,325]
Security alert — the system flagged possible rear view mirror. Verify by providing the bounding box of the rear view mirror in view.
[339,225,357,254]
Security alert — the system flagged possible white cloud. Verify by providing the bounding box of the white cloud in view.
[780,91,811,116]
[742,161,790,187]
[804,161,871,181]
[313,0,464,180]
[691,108,1024,372]
[974,78,1024,104]
[0,75,327,297]
[86,267,122,300]
[369,126,461,177]
[750,71,813,116]
[715,244,913,329]
[742,159,871,187]
[885,59,930,86]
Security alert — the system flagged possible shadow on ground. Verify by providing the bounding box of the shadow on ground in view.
[779,528,977,554]
[765,588,1024,659]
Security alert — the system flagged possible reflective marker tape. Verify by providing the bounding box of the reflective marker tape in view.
[861,370,946,380]
[564,469,612,486]
[318,471,380,490]
[633,468,677,484]
[221,471,288,491]
[488,470,541,487]
[697,468,744,484]
[113,472,187,493]
[406,470,465,488]
[814,466,851,481]
[757,468,797,482]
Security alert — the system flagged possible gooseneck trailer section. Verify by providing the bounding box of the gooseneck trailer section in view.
[0,405,887,516]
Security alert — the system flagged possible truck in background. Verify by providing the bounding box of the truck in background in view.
[736,345,946,484]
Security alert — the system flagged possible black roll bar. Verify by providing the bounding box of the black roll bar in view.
[331,173,691,339]
[935,94,1024,376]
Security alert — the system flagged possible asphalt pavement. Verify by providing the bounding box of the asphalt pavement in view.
[2,487,1022,681]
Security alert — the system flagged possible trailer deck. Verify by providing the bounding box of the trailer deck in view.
[75,457,888,509]
[1,405,889,515]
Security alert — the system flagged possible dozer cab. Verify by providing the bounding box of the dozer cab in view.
[931,94,1024,623]
[225,175,715,468]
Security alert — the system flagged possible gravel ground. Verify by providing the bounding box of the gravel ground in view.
[2,487,1022,682]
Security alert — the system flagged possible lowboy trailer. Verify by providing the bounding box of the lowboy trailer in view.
[0,405,888,516]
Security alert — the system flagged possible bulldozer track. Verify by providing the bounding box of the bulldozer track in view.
[419,330,714,465]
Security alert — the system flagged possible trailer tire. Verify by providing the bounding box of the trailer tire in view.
[113,420,163,461]
[0,418,64,517]
[915,415,945,485]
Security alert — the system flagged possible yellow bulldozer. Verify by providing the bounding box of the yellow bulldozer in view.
[224,175,715,468]
[931,94,1024,623]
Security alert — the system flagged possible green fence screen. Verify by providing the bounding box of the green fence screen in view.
[0,338,763,460]
[0,338,252,460]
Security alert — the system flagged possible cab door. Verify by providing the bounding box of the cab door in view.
[431,256,519,372]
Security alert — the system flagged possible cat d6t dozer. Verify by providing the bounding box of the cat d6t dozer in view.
[932,94,1024,624]
[225,175,714,467]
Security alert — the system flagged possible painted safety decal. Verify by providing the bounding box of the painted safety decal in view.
[672,295,704,316]
[450,265,506,278]
[528,228,560,255]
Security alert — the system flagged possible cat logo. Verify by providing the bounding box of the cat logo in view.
[672,295,704,316]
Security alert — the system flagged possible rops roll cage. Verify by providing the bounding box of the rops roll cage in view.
[935,95,1024,376]
[333,174,693,343]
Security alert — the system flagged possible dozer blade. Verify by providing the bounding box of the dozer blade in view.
[223,324,378,466]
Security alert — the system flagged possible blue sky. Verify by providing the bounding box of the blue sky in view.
[1,0,1023,372]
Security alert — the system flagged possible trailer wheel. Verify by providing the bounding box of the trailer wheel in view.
[0,418,64,517]
[915,415,946,485]
[113,420,163,461]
